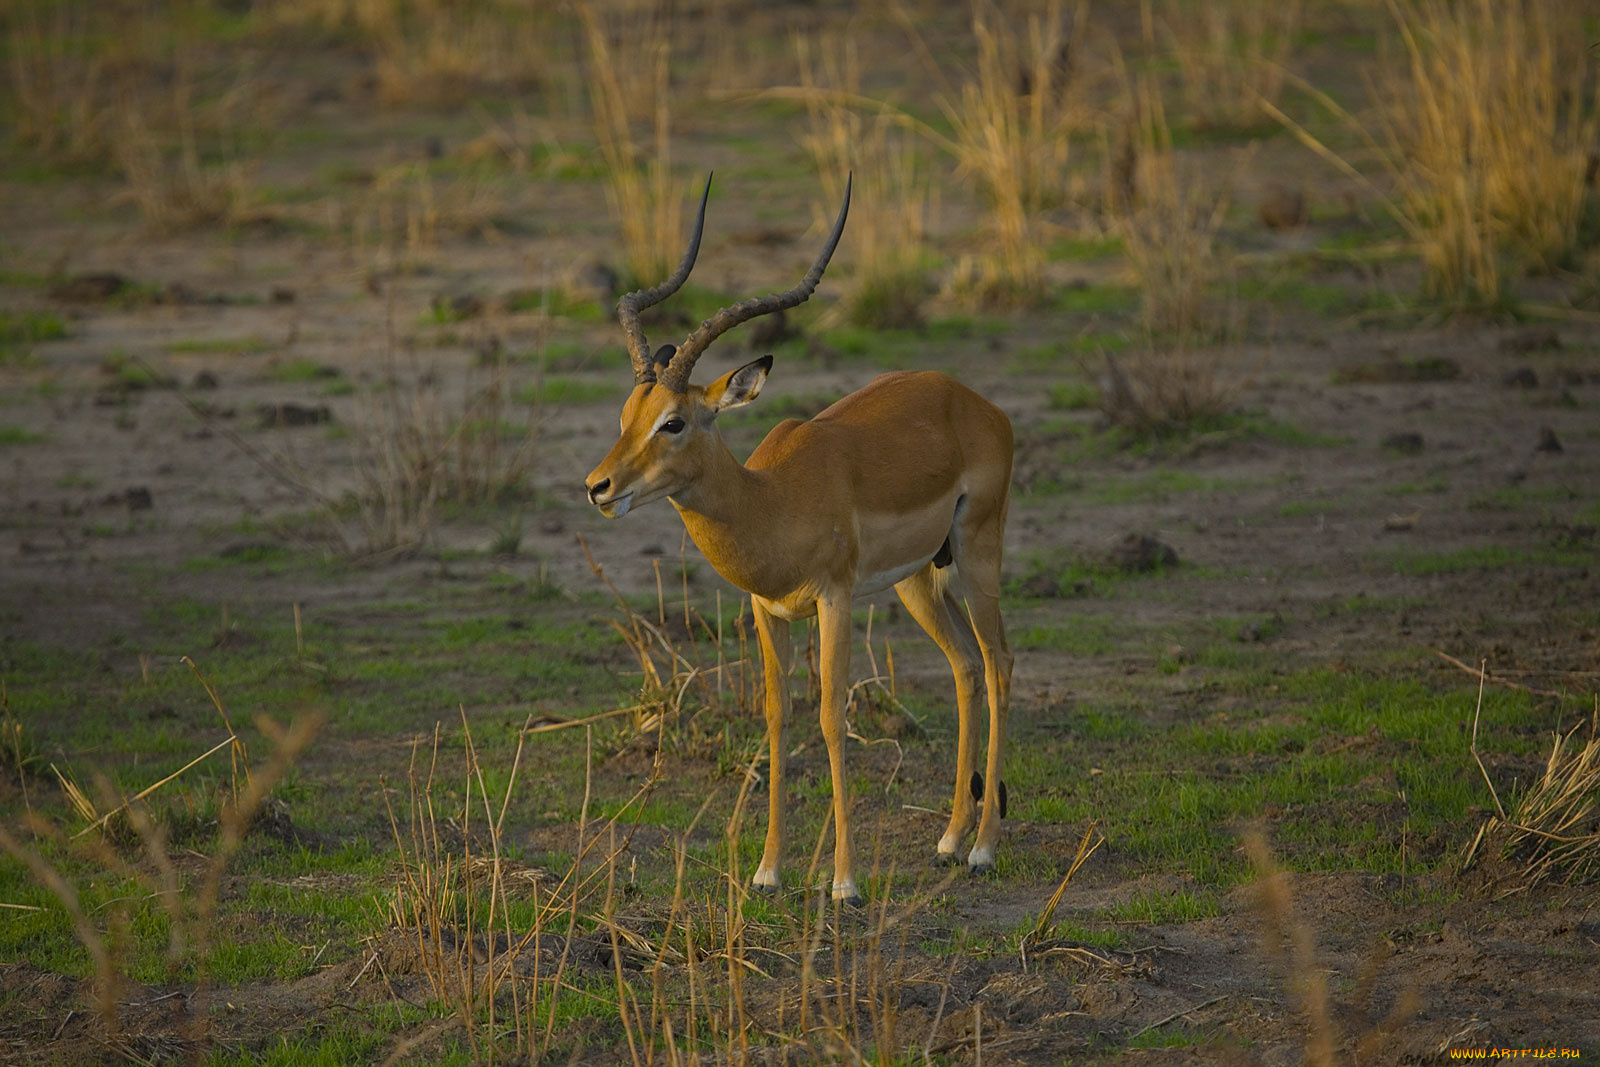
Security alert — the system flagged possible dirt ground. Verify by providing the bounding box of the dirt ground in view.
[3,3,1600,1064]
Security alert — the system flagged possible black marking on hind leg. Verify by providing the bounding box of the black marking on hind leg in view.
[971,771,1008,817]
[933,537,953,569]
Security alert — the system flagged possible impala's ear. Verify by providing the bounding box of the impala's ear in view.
[704,355,772,413]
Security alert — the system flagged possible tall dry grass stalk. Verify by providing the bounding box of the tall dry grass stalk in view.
[374,700,953,1063]
[5,3,114,168]
[1102,76,1245,430]
[1246,832,1418,1065]
[1264,0,1597,308]
[0,684,319,1045]
[796,32,936,329]
[258,0,553,107]
[1163,0,1303,130]
[352,345,539,553]
[577,1,685,288]
[348,160,504,266]
[1464,682,1600,893]
[901,0,1095,308]
[111,108,258,233]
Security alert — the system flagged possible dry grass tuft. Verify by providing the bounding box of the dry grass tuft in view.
[901,0,1096,308]
[1101,76,1247,431]
[577,1,685,289]
[1265,0,1598,309]
[1163,0,1303,130]
[351,341,538,553]
[111,109,259,233]
[576,535,758,759]
[1464,682,1600,894]
[5,4,115,168]
[0,664,319,1045]
[1246,831,1418,1067]
[348,161,505,267]
[796,32,936,330]
[261,0,552,108]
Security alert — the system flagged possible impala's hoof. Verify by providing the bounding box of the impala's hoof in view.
[833,893,865,909]
[967,861,996,878]
[932,851,962,868]
[749,880,779,898]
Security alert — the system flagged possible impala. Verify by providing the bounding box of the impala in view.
[584,177,1014,904]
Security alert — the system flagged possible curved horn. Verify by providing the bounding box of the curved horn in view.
[616,175,713,385]
[657,174,851,393]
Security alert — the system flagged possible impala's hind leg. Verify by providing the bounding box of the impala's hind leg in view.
[894,565,985,865]
[956,512,1012,875]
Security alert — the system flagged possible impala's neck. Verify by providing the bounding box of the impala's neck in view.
[669,435,791,599]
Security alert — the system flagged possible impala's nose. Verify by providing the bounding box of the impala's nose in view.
[587,478,610,504]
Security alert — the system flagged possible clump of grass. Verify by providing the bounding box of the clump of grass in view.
[1101,77,1245,431]
[5,3,115,169]
[576,1,684,288]
[797,31,936,329]
[904,0,1096,308]
[349,161,504,267]
[0,310,67,362]
[1163,0,1303,130]
[107,65,260,233]
[0,662,319,1042]
[351,344,539,551]
[261,0,552,108]
[1265,0,1598,308]
[1464,685,1600,893]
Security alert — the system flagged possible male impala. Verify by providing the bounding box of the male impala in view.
[585,177,1013,904]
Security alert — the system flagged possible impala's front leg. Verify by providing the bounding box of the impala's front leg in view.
[752,599,791,893]
[816,598,861,905]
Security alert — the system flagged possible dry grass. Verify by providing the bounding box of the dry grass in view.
[1264,0,1598,309]
[900,0,1096,308]
[111,108,260,233]
[1162,0,1303,130]
[5,3,115,168]
[796,32,936,329]
[0,666,319,1045]
[577,1,685,288]
[1464,679,1600,894]
[374,705,961,1064]
[1246,832,1418,1067]
[260,0,553,108]
[347,161,505,267]
[1101,76,1246,431]
[351,339,539,553]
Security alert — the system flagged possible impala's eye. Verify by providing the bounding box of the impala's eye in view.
[659,416,686,435]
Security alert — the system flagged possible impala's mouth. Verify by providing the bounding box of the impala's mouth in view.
[595,491,634,519]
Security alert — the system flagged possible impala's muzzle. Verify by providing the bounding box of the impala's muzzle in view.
[585,476,634,518]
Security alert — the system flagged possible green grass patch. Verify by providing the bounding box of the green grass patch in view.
[517,377,624,407]
[1046,380,1099,411]
[0,310,67,359]
[266,358,341,383]
[1103,888,1220,925]
[1047,233,1124,261]
[1052,282,1139,316]
[0,424,46,444]
[168,337,273,355]
[504,287,606,322]
[1005,547,1179,600]
[1386,544,1590,575]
